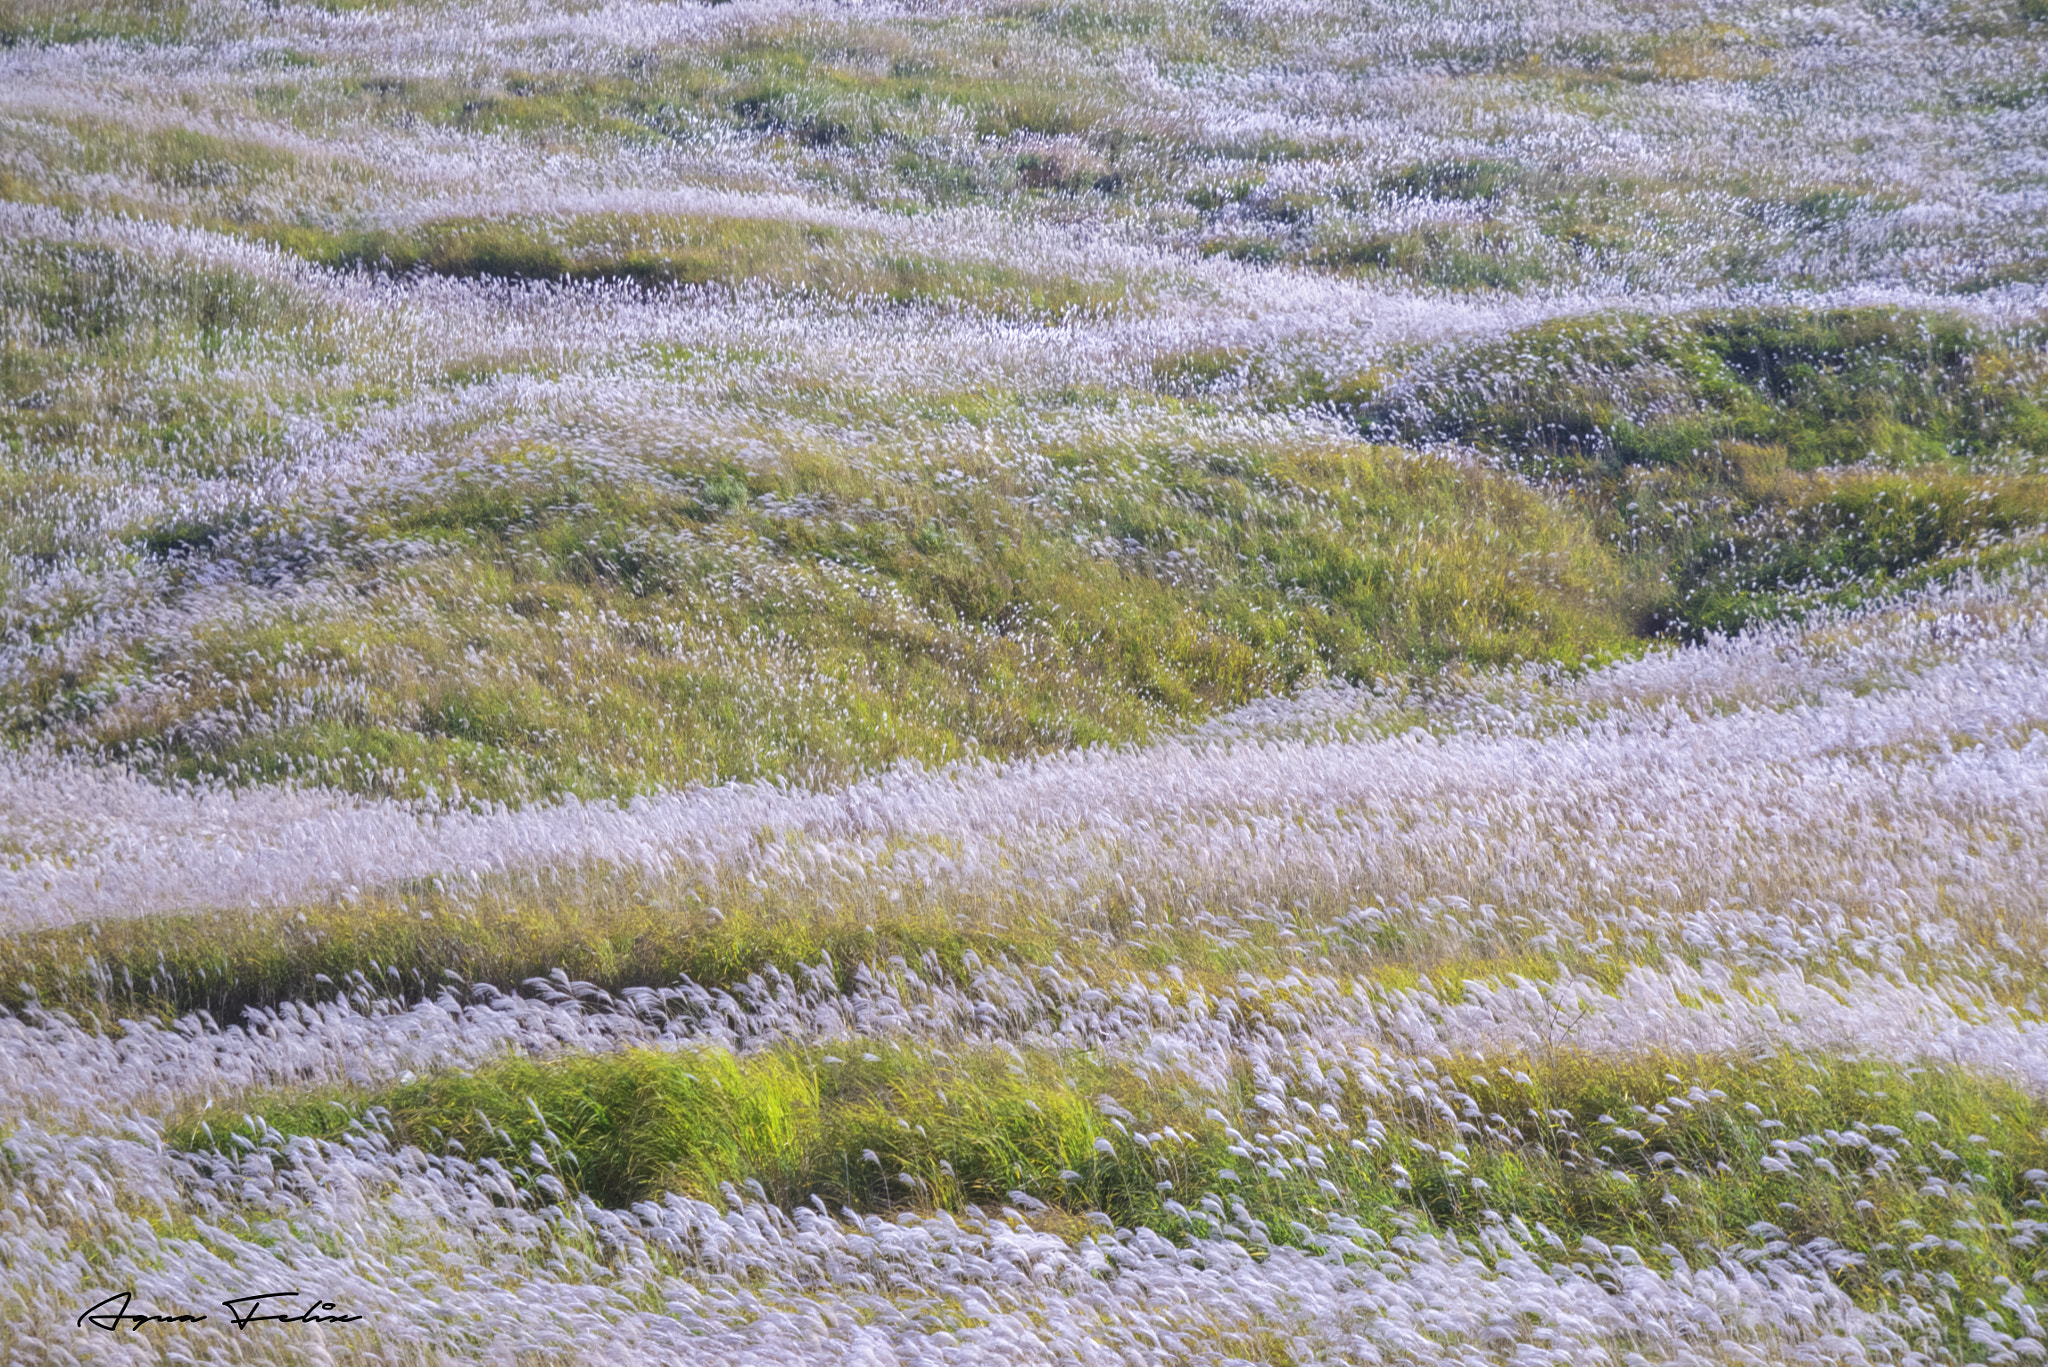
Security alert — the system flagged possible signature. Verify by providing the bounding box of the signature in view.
[76,1292,204,1330]
[79,1290,363,1330]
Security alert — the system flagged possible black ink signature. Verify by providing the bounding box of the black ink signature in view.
[77,1291,206,1330]
[220,1291,364,1328]
[78,1289,364,1330]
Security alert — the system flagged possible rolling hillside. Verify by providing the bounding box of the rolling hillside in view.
[3,0,2048,1360]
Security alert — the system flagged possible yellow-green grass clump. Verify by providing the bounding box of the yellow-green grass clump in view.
[1345,306,2048,635]
[176,1043,2048,1342]
[273,213,1130,320]
[0,882,1059,1025]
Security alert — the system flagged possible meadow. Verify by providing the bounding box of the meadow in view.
[2,0,2047,1360]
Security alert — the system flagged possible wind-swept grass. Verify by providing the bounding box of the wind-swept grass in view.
[13,362,1639,803]
[5,0,2048,1360]
[1355,306,2048,635]
[0,881,1063,1025]
[173,1041,2048,1349]
[0,0,187,46]
[269,213,1131,319]
[1367,308,2048,475]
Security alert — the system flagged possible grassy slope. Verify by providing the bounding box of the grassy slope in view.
[2,0,2044,800]
[1,233,1641,803]
[11,242,2046,802]
[4,0,2048,1357]
[1350,308,2048,637]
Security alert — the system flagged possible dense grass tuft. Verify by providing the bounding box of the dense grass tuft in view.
[177,1042,2048,1341]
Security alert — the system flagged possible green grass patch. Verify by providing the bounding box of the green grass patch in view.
[0,878,1064,1025]
[1365,306,2047,475]
[259,212,1127,318]
[0,862,1526,1028]
[38,429,1639,804]
[0,239,314,354]
[1664,468,2048,637]
[293,27,1123,154]
[171,1041,2048,1351]
[0,0,187,46]
[1305,226,1550,291]
[1353,305,2048,636]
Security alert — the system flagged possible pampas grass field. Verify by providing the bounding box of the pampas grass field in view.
[3,0,2048,1359]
